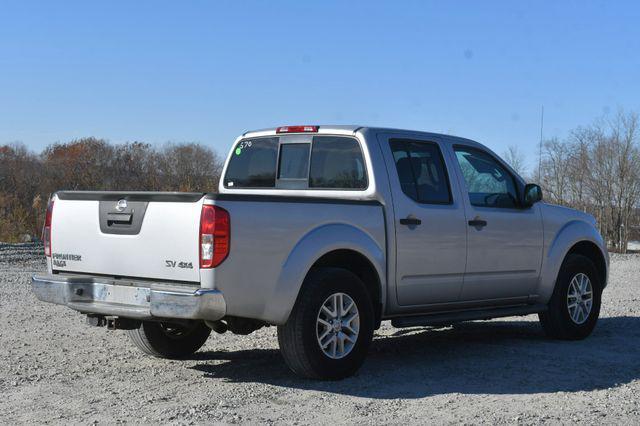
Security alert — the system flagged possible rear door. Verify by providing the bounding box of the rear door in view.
[51,192,205,282]
[380,135,467,306]
[451,145,544,302]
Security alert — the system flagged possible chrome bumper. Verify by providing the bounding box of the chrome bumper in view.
[32,274,226,321]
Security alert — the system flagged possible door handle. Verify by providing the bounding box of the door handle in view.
[106,213,133,225]
[468,219,487,228]
[400,217,422,226]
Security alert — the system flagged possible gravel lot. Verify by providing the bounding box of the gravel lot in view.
[1,243,639,424]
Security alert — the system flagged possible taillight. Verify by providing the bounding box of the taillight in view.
[276,125,319,134]
[199,204,230,268]
[43,198,54,257]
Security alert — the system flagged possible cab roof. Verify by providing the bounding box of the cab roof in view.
[241,125,480,147]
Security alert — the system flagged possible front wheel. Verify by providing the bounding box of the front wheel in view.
[277,267,375,380]
[539,254,602,340]
[126,320,211,359]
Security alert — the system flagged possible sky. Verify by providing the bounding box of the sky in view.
[1,0,639,172]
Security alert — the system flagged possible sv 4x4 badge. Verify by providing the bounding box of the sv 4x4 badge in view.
[165,260,193,269]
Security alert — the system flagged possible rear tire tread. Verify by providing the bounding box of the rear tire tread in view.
[277,267,374,380]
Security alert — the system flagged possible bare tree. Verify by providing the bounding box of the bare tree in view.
[109,142,159,190]
[539,138,571,205]
[156,143,223,192]
[2,115,638,249]
[0,143,43,241]
[41,138,114,193]
[565,127,593,212]
[606,110,640,251]
[502,145,527,177]
[537,110,640,252]
[1,138,224,241]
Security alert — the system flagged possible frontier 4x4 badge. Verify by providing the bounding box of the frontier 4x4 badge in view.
[52,253,82,267]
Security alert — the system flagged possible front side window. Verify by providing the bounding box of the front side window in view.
[454,146,518,208]
[390,139,452,204]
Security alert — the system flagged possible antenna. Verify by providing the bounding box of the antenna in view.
[538,105,544,179]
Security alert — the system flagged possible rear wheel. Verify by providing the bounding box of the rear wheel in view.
[126,320,211,359]
[539,254,602,340]
[277,267,375,380]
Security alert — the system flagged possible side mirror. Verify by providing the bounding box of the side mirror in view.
[523,183,543,208]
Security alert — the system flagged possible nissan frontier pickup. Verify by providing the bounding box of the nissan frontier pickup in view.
[33,125,608,379]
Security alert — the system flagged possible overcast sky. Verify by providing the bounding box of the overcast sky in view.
[1,0,639,172]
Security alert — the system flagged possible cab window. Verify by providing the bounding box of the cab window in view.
[390,139,452,204]
[309,137,367,189]
[454,146,518,208]
[224,136,367,190]
[224,137,278,188]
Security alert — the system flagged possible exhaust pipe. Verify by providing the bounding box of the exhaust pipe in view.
[205,320,228,334]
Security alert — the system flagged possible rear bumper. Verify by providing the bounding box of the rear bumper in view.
[32,274,226,321]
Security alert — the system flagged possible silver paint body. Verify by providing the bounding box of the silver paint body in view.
[38,126,608,325]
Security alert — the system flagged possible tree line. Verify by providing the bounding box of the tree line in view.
[0,138,222,242]
[2,112,639,251]
[504,110,640,253]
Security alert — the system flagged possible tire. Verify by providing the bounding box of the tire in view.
[277,267,375,380]
[539,254,602,340]
[126,320,211,359]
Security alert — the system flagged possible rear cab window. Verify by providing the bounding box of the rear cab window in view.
[224,137,278,188]
[224,136,367,190]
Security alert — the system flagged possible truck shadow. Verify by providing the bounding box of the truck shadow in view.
[189,316,640,398]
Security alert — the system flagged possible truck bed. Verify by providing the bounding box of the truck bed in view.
[204,194,386,323]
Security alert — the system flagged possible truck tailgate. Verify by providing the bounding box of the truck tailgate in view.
[51,192,205,282]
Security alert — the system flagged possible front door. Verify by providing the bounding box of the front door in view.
[451,145,544,302]
[383,137,468,306]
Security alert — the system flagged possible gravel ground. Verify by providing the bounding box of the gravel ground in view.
[1,243,639,424]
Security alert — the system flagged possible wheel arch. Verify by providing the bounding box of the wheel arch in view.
[538,220,609,303]
[309,249,383,328]
[261,223,386,326]
[565,240,608,289]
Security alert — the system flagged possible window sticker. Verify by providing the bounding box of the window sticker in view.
[235,140,253,156]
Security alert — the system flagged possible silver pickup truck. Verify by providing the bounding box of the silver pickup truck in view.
[33,125,608,379]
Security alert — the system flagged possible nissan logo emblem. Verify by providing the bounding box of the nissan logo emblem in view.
[115,199,128,212]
